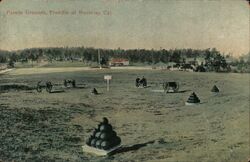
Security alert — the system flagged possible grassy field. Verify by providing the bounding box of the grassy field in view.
[0,68,249,162]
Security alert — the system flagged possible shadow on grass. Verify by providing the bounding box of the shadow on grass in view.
[137,86,151,88]
[75,87,86,89]
[167,90,191,94]
[49,90,65,93]
[65,86,85,89]
[110,140,155,156]
[90,92,103,95]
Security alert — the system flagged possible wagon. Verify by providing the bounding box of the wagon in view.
[163,82,179,93]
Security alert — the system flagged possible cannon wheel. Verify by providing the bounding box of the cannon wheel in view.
[163,82,170,92]
[64,80,68,87]
[143,81,147,87]
[64,79,76,88]
[174,83,179,92]
[36,81,43,93]
[46,81,53,93]
[163,82,179,93]
[72,80,76,88]
[139,79,147,88]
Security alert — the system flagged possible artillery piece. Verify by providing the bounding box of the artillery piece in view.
[36,81,64,93]
[162,82,179,93]
[36,79,85,93]
[64,79,76,88]
[135,76,147,88]
[36,81,53,93]
[63,79,85,88]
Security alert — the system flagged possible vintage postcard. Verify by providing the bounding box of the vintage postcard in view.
[0,0,249,161]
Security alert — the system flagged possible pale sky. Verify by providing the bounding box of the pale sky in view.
[0,0,249,56]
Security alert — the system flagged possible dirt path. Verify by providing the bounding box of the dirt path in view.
[110,66,153,70]
[0,68,13,74]
[8,67,157,75]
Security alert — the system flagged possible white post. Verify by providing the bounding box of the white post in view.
[98,49,101,69]
[104,75,112,91]
[107,79,109,91]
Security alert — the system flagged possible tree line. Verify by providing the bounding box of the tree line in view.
[0,47,249,72]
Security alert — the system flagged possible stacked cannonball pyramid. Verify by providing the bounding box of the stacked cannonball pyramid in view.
[211,85,219,93]
[186,92,200,105]
[86,117,121,150]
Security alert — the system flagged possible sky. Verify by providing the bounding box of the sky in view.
[0,0,249,57]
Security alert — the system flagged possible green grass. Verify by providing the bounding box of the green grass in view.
[42,61,92,68]
[14,61,93,68]
[14,62,40,68]
[0,68,248,162]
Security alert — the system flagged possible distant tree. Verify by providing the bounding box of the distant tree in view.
[0,55,7,63]
[3,46,236,72]
[46,49,53,63]
[100,57,108,66]
[28,52,35,67]
[8,59,15,68]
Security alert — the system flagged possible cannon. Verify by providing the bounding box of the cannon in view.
[36,79,85,93]
[36,81,63,93]
[135,77,147,88]
[163,82,179,93]
[36,81,53,93]
[64,79,76,88]
[63,79,85,88]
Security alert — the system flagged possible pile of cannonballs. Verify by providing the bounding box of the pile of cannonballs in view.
[86,117,121,150]
[211,85,219,93]
[186,92,200,105]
